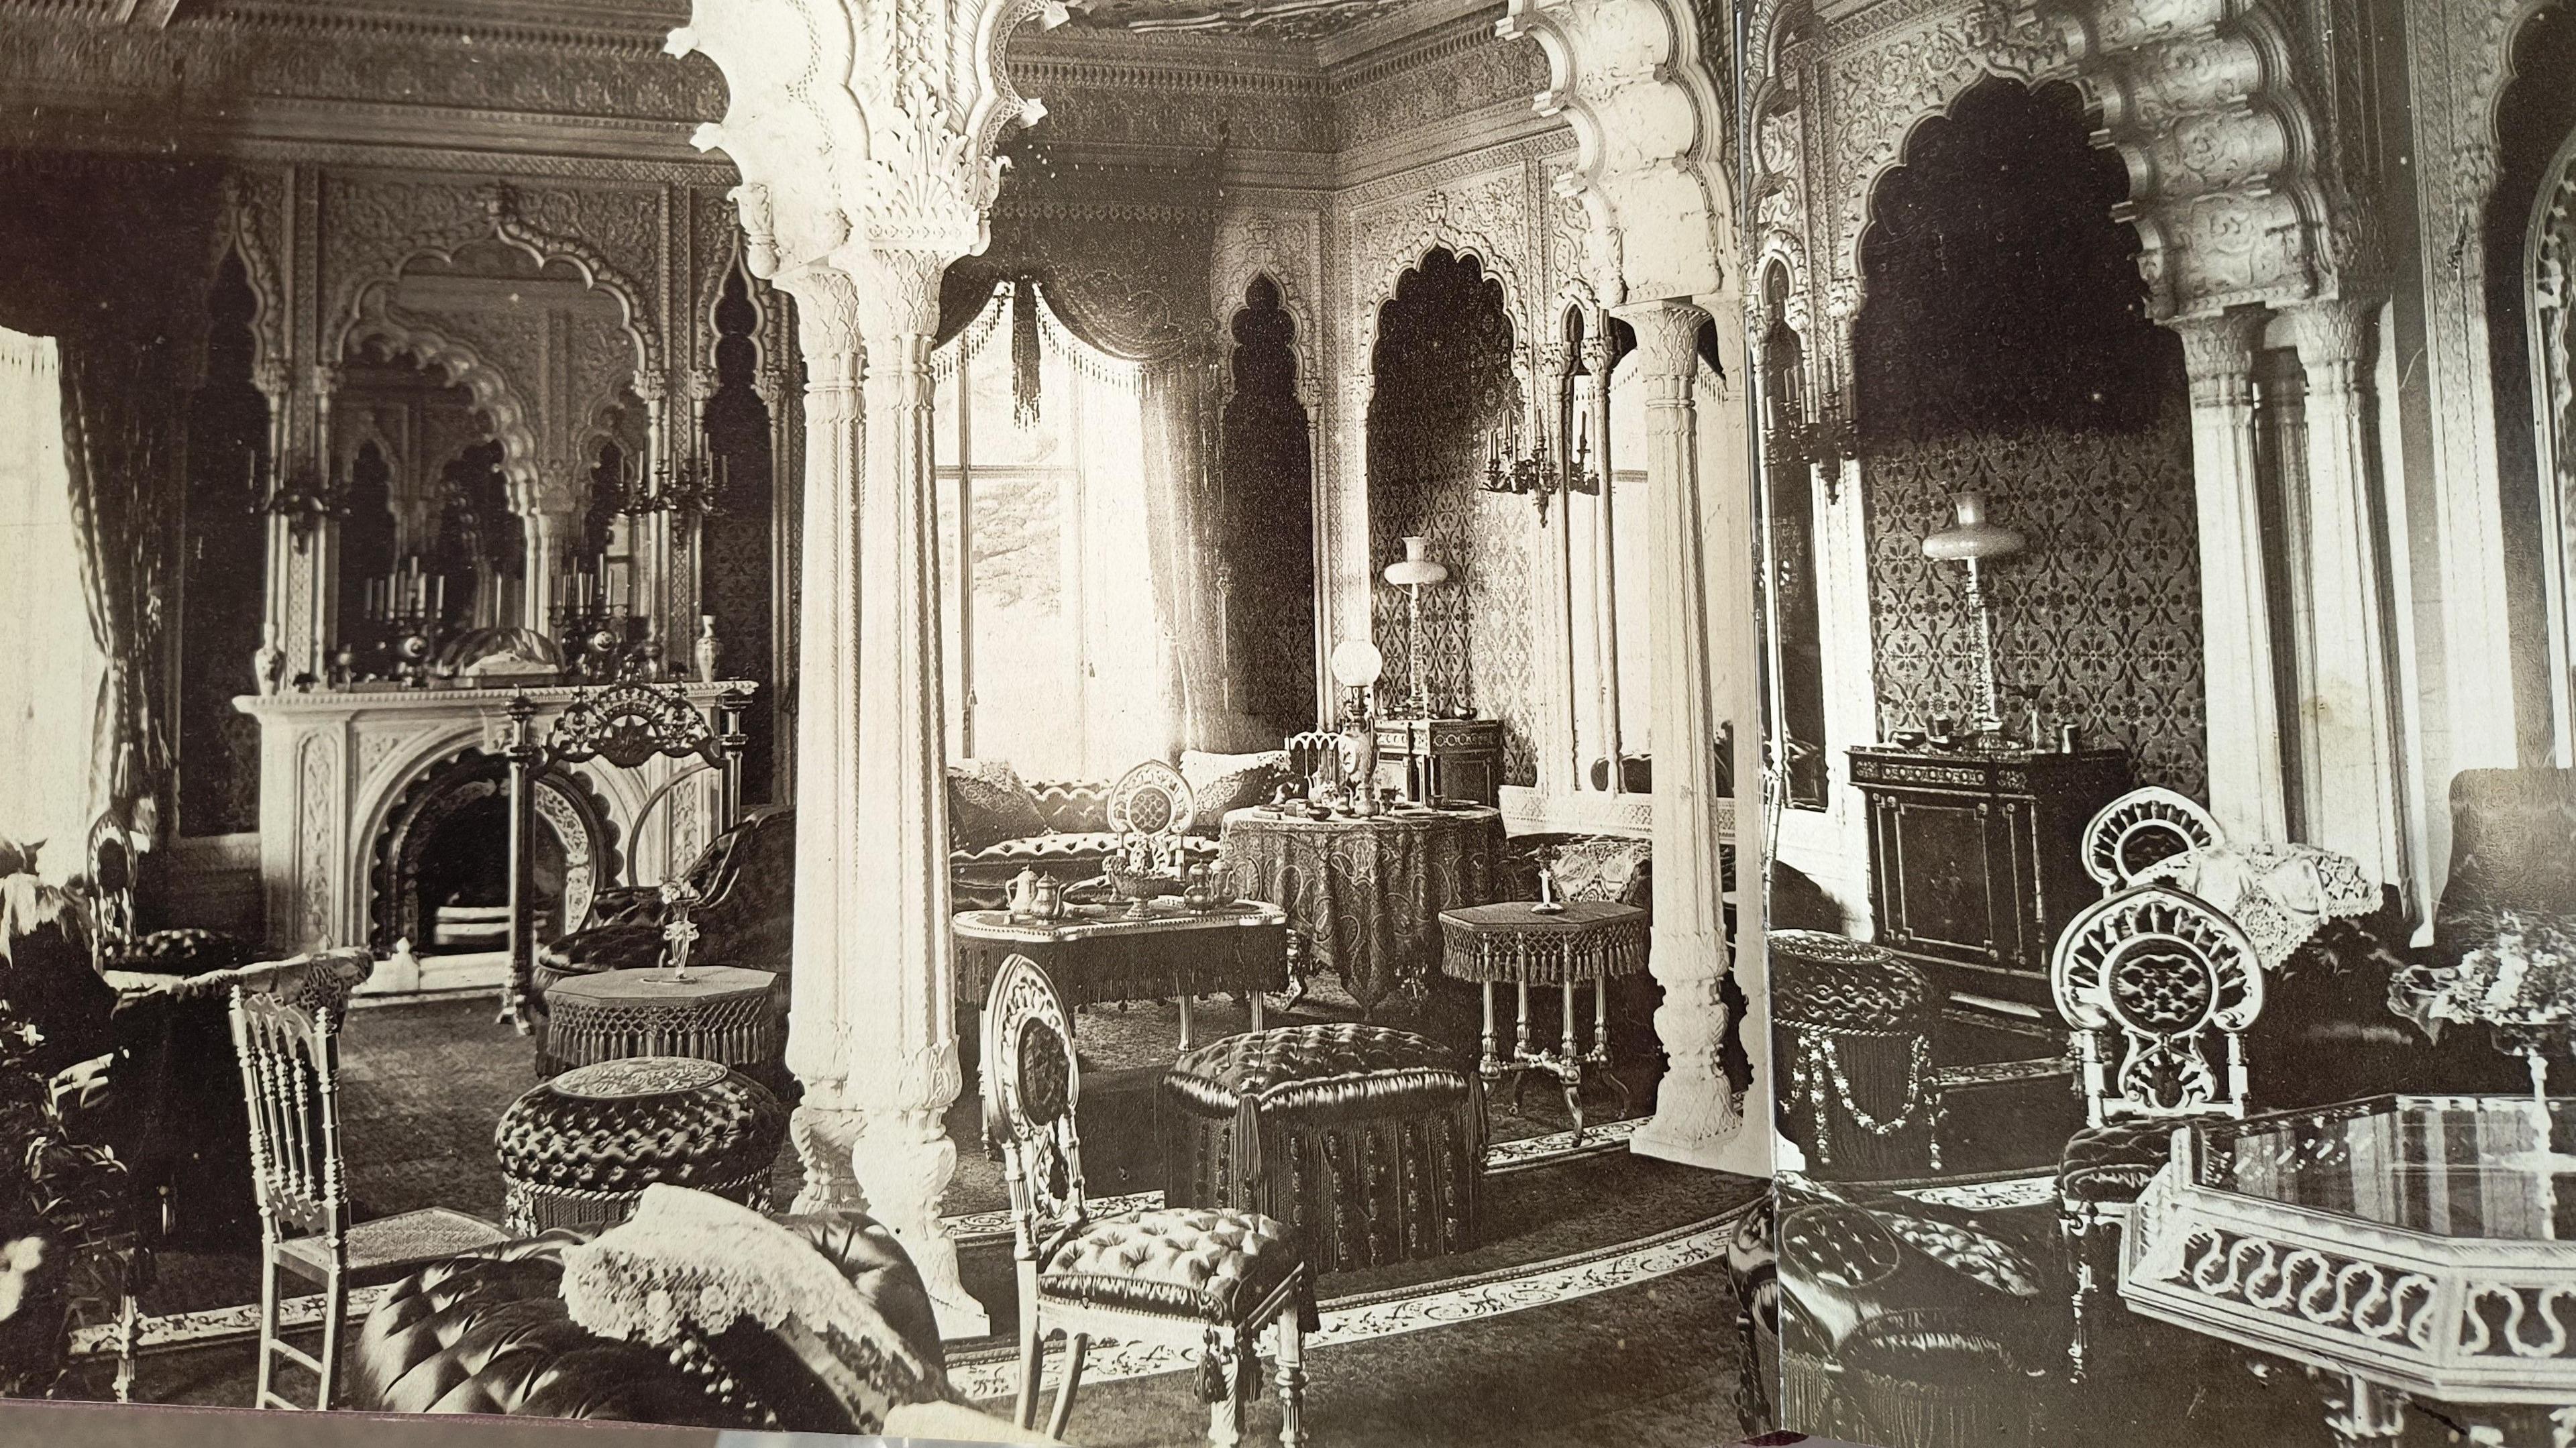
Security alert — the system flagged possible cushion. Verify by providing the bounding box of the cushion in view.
[539,923,668,978]
[947,760,1051,853]
[1545,836,1652,904]
[1180,750,1291,822]
[1037,1207,1302,1324]
[495,1058,787,1195]
[2057,1116,2207,1206]
[1770,932,1935,1034]
[1162,1024,1472,1123]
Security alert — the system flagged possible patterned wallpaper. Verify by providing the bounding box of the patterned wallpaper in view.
[1864,412,2208,797]
[1364,249,1538,785]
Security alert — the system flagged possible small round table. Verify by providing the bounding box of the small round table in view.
[538,965,784,1084]
[1438,900,1650,1144]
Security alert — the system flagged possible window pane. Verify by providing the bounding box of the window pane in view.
[967,470,1076,776]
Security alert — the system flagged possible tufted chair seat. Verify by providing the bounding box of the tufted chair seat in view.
[354,1211,951,1432]
[1162,1024,1482,1272]
[97,926,250,978]
[1036,1207,1303,1325]
[2055,1116,2208,1206]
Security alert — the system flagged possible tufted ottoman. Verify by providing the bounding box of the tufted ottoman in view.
[1160,1023,1482,1273]
[1770,930,1943,1179]
[494,1057,786,1237]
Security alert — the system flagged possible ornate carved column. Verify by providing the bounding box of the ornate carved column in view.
[1616,298,1754,1173]
[523,500,576,633]
[670,0,1055,1341]
[2169,309,2290,842]
[2285,297,2407,889]
[1328,370,1377,665]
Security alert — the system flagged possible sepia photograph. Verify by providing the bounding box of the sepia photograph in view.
[0,0,2570,1444]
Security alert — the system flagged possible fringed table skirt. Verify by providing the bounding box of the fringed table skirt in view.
[537,964,786,1096]
[1161,1023,1483,1273]
[1770,930,1943,1180]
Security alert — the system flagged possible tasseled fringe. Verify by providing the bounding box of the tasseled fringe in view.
[1012,276,1042,430]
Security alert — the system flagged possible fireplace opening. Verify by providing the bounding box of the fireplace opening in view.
[413,792,567,952]
[371,749,616,958]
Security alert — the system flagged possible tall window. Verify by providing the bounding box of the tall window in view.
[0,329,106,881]
[934,284,1165,779]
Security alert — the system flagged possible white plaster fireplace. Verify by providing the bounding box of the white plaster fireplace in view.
[235,682,740,994]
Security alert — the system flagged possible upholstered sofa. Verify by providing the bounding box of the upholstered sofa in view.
[949,771,1228,913]
[352,1209,954,1433]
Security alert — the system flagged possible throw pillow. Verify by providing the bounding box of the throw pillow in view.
[947,760,1051,853]
[1179,750,1291,820]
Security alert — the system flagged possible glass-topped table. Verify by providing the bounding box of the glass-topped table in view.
[2121,1095,2576,1445]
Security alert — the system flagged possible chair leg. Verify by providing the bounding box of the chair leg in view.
[316,1260,345,1412]
[1205,1333,1243,1448]
[1047,1333,1087,1441]
[2063,1204,2092,1383]
[252,1229,279,1410]
[113,1281,139,1404]
[1275,1313,1306,1448]
[1016,1315,1046,1431]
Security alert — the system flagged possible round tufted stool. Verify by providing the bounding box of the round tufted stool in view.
[1770,930,1943,1180]
[493,1056,786,1237]
[1159,1023,1483,1273]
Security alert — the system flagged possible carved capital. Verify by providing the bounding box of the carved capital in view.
[671,0,1064,284]
[1613,298,1711,412]
[2166,307,2267,406]
[2284,296,2376,373]
[1501,0,1732,304]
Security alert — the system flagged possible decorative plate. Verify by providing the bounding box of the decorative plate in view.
[1106,761,1197,837]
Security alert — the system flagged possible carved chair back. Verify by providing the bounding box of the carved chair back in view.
[226,989,348,1239]
[83,812,140,960]
[1105,761,1197,838]
[981,954,1088,1264]
[2080,787,2224,895]
[2050,885,2263,1129]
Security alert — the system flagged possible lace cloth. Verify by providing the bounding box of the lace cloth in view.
[558,1186,916,1368]
[2133,843,2378,970]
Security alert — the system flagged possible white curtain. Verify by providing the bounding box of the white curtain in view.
[0,329,107,883]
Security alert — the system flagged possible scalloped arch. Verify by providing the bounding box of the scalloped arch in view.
[1353,235,1538,407]
[347,311,543,510]
[1216,268,1323,415]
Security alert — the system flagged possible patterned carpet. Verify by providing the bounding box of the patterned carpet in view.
[60,983,1760,1448]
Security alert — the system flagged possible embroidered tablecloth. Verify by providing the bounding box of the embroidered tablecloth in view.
[1220,805,1503,1013]
[2133,842,2379,970]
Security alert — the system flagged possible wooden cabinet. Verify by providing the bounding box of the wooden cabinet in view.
[1849,744,2132,1017]
[1380,718,1506,807]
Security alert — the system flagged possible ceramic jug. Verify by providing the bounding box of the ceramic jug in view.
[1028,874,1067,921]
[1007,866,1041,917]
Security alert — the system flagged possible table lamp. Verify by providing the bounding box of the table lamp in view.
[1383,536,1450,718]
[1921,490,2023,740]
[1330,639,1385,816]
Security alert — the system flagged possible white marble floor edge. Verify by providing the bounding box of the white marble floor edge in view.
[69,1115,1645,1360]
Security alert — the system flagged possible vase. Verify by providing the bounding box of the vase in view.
[692,614,720,681]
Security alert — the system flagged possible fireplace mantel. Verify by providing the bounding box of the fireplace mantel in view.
[235,680,753,992]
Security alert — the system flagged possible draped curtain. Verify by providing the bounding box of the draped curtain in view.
[0,331,106,883]
[938,167,1260,760]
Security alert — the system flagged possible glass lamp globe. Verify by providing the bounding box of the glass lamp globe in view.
[1330,639,1385,689]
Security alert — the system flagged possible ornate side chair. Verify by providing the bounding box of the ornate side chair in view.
[228,992,509,1410]
[1283,732,1338,799]
[983,955,1315,1447]
[2049,884,2262,1379]
[2078,787,2223,896]
[85,812,250,980]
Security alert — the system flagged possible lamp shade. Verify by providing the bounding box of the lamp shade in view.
[1330,639,1385,688]
[1383,535,1450,588]
[1922,491,2025,562]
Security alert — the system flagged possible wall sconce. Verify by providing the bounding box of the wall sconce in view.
[1481,407,1599,524]
[252,451,350,553]
[1921,490,2024,740]
[1767,392,1860,503]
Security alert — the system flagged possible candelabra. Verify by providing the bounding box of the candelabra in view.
[361,558,448,688]
[551,598,639,682]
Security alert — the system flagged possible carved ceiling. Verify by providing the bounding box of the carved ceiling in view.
[1061,0,1446,45]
